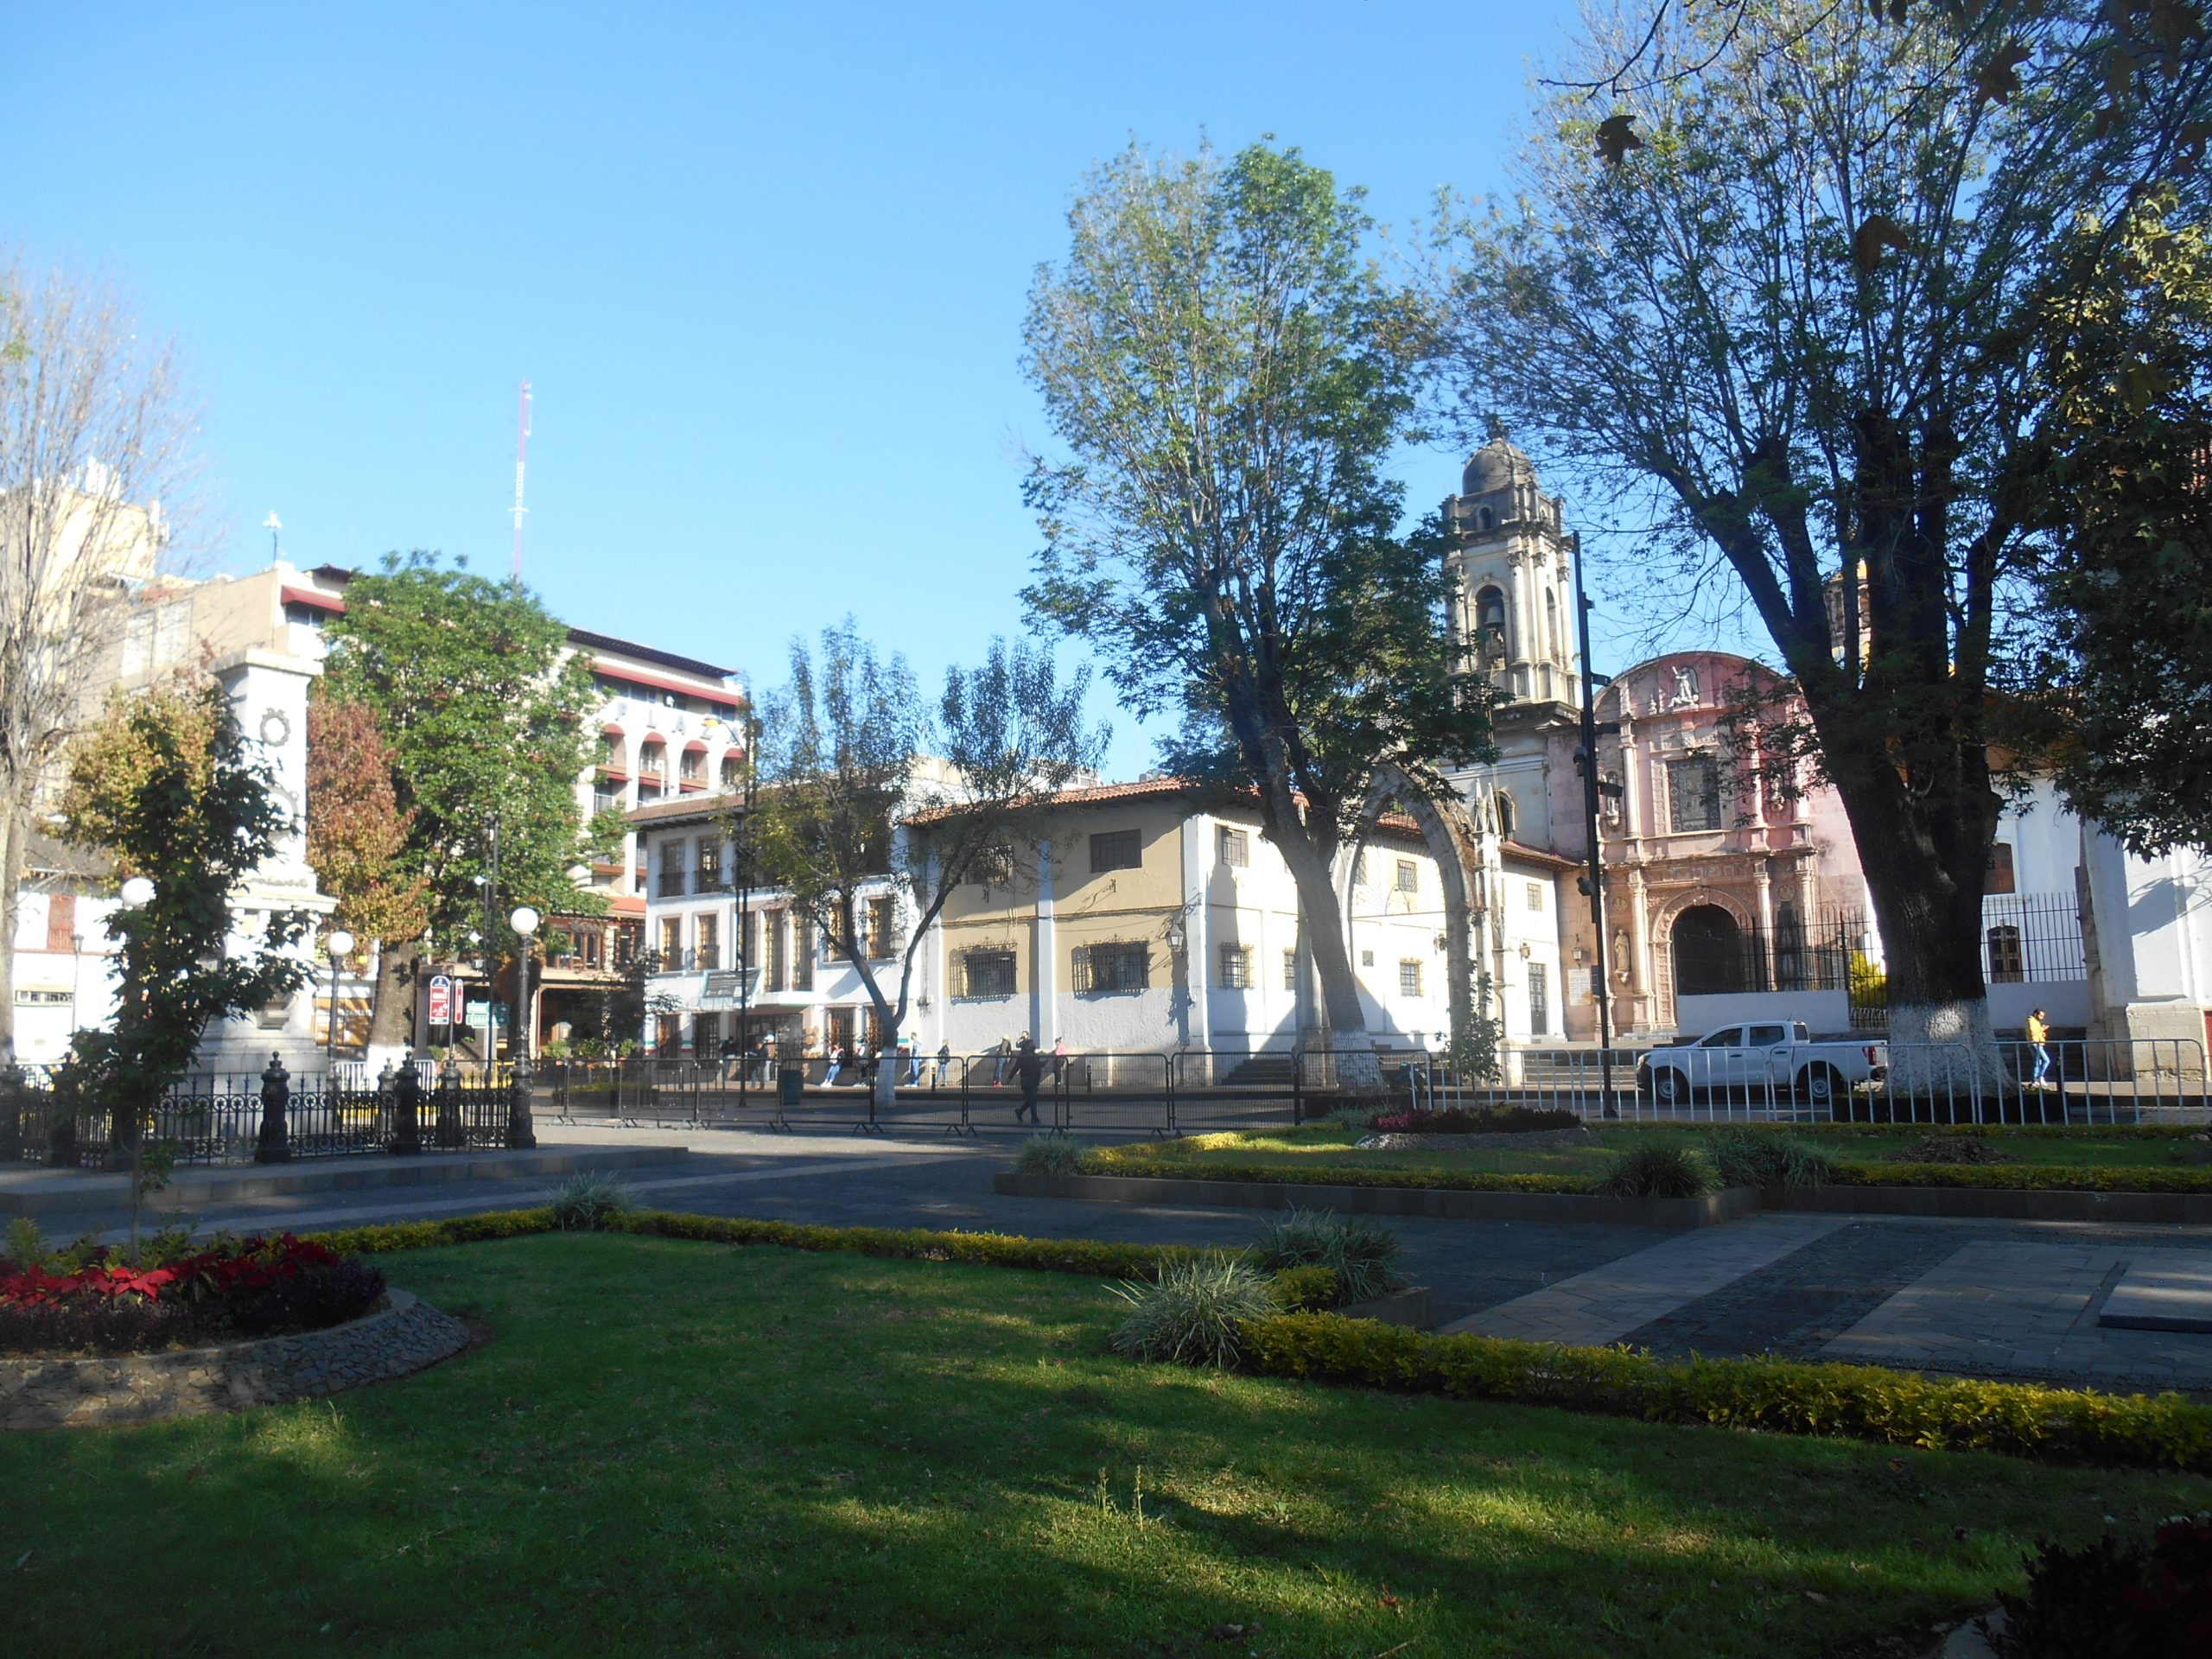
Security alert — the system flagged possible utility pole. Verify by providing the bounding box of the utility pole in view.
[1570,532,1622,1117]
[510,381,531,594]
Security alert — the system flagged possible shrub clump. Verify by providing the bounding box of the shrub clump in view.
[1250,1207,1405,1302]
[1704,1128,1836,1189]
[0,1229,385,1355]
[1265,1263,1344,1313]
[1993,1512,2212,1656]
[1109,1254,1278,1367]
[1593,1141,1713,1198]
[550,1172,637,1231]
[1012,1135,1088,1177]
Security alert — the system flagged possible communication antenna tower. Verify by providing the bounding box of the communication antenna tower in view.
[510,380,532,591]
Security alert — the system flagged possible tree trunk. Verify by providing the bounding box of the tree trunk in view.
[1274,824,1383,1094]
[365,939,419,1065]
[1816,718,2004,1100]
[0,798,22,1069]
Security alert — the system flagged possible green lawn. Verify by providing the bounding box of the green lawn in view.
[1103,1122,2212,1182]
[5,1232,2209,1656]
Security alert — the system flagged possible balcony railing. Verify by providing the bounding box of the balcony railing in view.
[657,870,688,898]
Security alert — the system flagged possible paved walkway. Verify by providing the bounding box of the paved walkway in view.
[1438,1215,1854,1344]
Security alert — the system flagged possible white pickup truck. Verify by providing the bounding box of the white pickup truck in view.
[1635,1021,1886,1112]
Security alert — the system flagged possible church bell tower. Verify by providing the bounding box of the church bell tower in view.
[1444,422,1581,714]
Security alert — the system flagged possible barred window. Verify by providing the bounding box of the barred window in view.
[1282,948,1299,991]
[1090,829,1141,873]
[696,837,723,890]
[962,949,1017,997]
[695,912,720,972]
[866,895,899,960]
[1395,859,1418,893]
[973,842,1014,886]
[1398,959,1422,996]
[1667,755,1722,832]
[1218,826,1249,868]
[659,917,682,965]
[1217,944,1253,989]
[1073,941,1150,994]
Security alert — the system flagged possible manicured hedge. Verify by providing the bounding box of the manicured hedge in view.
[312,1205,1198,1281]
[1236,1312,2212,1472]
[1832,1162,2212,1193]
[609,1210,1198,1279]
[1084,1145,1588,1194]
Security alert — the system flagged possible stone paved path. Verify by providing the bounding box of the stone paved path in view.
[1434,1215,1853,1344]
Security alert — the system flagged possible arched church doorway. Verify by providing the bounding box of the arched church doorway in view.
[1672,905,1743,996]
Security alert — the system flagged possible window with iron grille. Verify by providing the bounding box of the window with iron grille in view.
[1218,826,1249,868]
[1395,859,1418,893]
[1283,948,1299,991]
[1529,963,1550,1036]
[1526,881,1544,912]
[680,749,705,784]
[867,896,899,960]
[1090,828,1141,873]
[695,913,720,972]
[1398,959,1422,996]
[658,840,688,897]
[696,837,723,891]
[973,842,1015,886]
[1987,924,2025,982]
[1666,755,1722,832]
[1217,944,1253,989]
[659,918,682,964]
[962,949,1017,997]
[1073,941,1150,993]
[765,911,786,991]
[791,922,815,989]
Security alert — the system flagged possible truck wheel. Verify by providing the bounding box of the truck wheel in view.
[1796,1063,1844,1116]
[1649,1066,1690,1109]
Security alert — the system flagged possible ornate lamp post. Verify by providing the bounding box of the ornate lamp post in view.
[508,905,541,1150]
[323,929,354,1065]
[510,906,540,1064]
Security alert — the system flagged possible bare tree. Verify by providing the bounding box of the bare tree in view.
[0,256,195,1068]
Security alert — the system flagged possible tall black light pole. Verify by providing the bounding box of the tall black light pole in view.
[1571,531,1621,1118]
[734,712,760,1112]
[324,929,354,1066]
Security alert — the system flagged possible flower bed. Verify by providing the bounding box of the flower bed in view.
[1,1233,386,1356]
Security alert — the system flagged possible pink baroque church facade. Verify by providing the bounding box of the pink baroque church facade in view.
[1440,429,1872,1040]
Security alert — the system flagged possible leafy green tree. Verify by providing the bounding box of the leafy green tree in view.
[1021,140,1491,1088]
[2021,194,2212,855]
[321,552,604,1048]
[56,675,308,1182]
[1429,0,2203,1071]
[752,622,1108,1109]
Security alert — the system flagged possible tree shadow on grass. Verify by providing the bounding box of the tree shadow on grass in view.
[0,1232,2205,1657]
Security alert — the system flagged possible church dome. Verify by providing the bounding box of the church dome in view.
[1462,429,1537,498]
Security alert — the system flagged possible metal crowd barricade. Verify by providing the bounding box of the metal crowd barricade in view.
[1871,1036,2211,1125]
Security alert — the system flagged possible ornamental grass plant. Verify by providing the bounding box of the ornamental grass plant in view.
[1592,1139,1713,1198]
[1108,1253,1278,1367]
[1249,1206,1405,1302]
[1705,1128,1837,1189]
[550,1173,637,1231]
[1012,1135,1088,1177]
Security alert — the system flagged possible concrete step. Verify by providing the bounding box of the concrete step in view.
[0,1144,690,1218]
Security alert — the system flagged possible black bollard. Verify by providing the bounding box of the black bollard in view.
[256,1052,291,1164]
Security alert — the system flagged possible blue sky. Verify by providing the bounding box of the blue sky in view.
[1,0,1680,779]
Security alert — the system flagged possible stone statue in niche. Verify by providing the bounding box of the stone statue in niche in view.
[1600,771,1624,826]
[1670,664,1700,708]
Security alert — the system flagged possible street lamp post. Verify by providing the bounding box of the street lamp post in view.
[67,931,83,1043]
[324,930,355,1067]
[508,905,540,1150]
[113,878,156,1224]
[510,906,540,1064]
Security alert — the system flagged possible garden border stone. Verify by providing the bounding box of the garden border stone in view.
[0,1289,469,1431]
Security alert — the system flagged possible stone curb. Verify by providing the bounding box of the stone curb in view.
[0,1289,471,1431]
[992,1172,1763,1229]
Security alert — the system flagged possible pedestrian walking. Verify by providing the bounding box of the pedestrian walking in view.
[904,1033,921,1085]
[2025,1008,2053,1090]
[1014,1034,1045,1124]
[1052,1037,1068,1083]
[993,1034,1013,1086]
[933,1041,952,1088]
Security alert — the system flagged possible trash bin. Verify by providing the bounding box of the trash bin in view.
[778,1065,804,1109]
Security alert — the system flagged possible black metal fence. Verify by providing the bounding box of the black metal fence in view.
[0,1056,525,1169]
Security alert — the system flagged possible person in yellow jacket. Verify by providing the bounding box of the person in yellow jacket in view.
[2024,1008,2052,1090]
